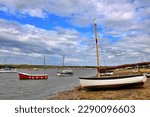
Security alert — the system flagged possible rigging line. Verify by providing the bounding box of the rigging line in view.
[101,47,106,66]
[98,35,107,67]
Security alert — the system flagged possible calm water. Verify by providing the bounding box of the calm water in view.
[0,68,96,100]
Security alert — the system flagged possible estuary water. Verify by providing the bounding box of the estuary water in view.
[0,68,96,100]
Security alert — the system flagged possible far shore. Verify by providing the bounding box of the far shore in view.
[0,61,150,69]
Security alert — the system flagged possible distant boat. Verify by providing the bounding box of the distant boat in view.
[57,69,73,76]
[0,66,17,73]
[18,56,48,80]
[0,57,17,73]
[79,19,147,89]
[57,55,73,76]
[29,67,39,71]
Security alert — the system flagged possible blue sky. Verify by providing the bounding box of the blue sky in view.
[0,0,150,66]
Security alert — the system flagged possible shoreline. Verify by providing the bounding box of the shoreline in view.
[48,79,150,100]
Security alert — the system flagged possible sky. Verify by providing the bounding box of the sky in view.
[0,0,150,66]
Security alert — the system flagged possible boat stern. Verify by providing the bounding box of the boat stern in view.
[143,73,148,83]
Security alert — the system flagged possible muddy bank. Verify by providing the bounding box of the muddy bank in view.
[48,79,150,100]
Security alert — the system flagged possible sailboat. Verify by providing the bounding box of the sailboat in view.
[0,57,17,73]
[18,56,48,80]
[57,55,73,76]
[79,19,147,89]
[0,66,17,73]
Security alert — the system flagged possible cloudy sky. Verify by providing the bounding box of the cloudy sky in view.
[0,0,150,66]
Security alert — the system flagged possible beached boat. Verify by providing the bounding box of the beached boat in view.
[79,19,147,89]
[0,66,17,73]
[18,72,48,80]
[80,74,147,89]
[57,55,73,76]
[18,56,48,80]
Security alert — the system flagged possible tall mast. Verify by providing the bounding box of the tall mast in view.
[4,57,6,65]
[62,55,65,66]
[61,55,65,70]
[44,56,46,74]
[94,18,101,77]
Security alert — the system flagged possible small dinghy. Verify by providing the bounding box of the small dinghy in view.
[18,56,48,80]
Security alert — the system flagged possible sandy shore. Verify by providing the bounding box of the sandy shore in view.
[48,78,150,100]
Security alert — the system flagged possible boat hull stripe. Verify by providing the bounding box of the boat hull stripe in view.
[79,74,143,80]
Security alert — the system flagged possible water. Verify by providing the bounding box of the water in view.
[0,68,96,100]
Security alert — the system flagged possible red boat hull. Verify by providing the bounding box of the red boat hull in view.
[19,72,48,80]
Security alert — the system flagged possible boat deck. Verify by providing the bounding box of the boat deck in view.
[80,72,144,79]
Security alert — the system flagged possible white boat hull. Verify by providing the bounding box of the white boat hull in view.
[0,69,17,73]
[57,72,73,76]
[79,74,147,89]
[57,70,73,76]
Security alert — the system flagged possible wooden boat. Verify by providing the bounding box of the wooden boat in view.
[19,72,48,80]
[57,55,73,76]
[80,74,147,89]
[79,19,147,89]
[18,56,48,80]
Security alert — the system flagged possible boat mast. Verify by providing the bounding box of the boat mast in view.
[44,56,46,74]
[4,57,6,65]
[61,55,65,70]
[62,55,65,67]
[94,18,101,77]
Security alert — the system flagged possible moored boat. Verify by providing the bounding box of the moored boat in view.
[0,66,17,73]
[79,19,147,89]
[57,55,74,76]
[57,69,73,76]
[18,56,48,80]
[19,72,48,80]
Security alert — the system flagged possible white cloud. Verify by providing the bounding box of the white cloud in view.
[0,18,96,65]
[1,0,149,36]
[0,0,136,22]
[0,0,150,65]
[0,18,149,65]
[0,0,150,29]
[65,57,81,62]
